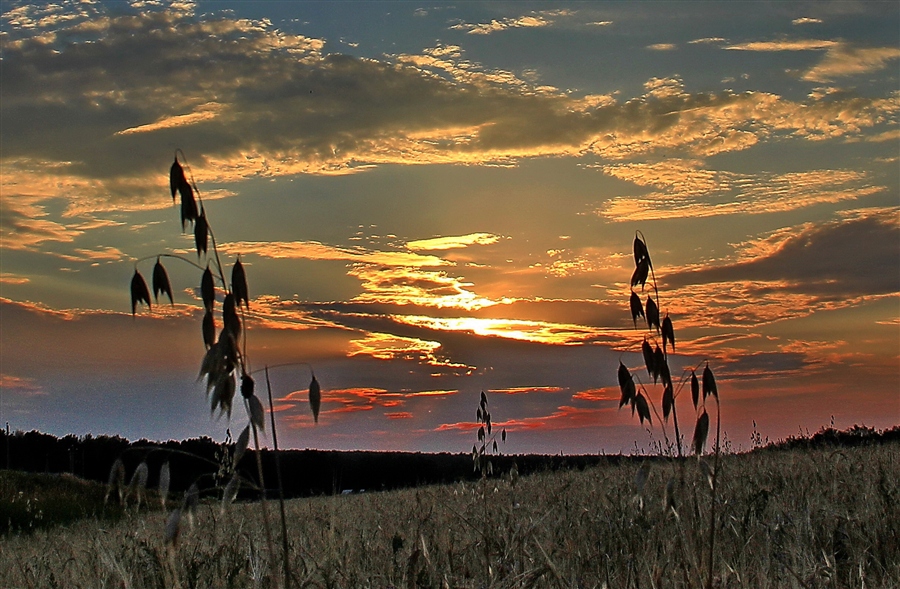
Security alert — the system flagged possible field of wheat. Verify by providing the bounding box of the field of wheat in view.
[2,440,898,589]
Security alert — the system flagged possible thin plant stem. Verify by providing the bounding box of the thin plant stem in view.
[250,422,279,589]
[265,366,292,589]
[706,395,722,589]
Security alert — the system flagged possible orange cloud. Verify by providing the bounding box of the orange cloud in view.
[406,233,501,251]
[488,386,566,395]
[385,412,413,420]
[220,240,447,267]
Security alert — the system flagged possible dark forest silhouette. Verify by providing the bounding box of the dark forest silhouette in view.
[3,426,897,501]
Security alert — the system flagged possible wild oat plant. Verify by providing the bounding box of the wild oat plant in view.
[618,231,725,589]
[116,151,322,587]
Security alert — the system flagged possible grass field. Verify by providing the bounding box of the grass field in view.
[1,440,898,588]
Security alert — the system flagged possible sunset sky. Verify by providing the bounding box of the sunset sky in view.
[1,0,898,455]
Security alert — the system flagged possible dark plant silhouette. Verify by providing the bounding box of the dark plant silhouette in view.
[125,150,324,588]
[619,231,724,589]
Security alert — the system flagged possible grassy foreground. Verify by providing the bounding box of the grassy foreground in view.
[2,441,898,588]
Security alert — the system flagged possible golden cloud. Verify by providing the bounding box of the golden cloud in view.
[597,162,885,221]
[219,240,448,267]
[406,233,501,251]
[803,45,900,82]
[724,39,837,51]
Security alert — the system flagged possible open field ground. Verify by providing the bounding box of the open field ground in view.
[2,440,898,588]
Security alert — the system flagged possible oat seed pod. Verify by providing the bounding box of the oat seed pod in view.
[152,258,173,305]
[645,296,660,334]
[231,258,249,310]
[194,208,208,257]
[662,314,675,352]
[211,373,236,418]
[630,291,645,327]
[642,340,654,379]
[240,373,255,399]
[159,462,171,509]
[691,370,700,410]
[662,383,674,422]
[221,475,240,512]
[233,425,250,469]
[165,508,182,546]
[652,346,664,384]
[201,266,215,313]
[169,158,183,201]
[202,309,215,349]
[634,392,651,425]
[633,234,650,268]
[693,410,710,455]
[130,270,152,316]
[702,363,718,400]
[309,374,321,423]
[248,394,265,432]
[105,458,126,505]
[617,361,635,408]
[179,178,198,231]
[222,293,240,340]
[631,258,650,290]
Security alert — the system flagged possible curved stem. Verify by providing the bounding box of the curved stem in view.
[134,253,207,272]
[250,362,315,379]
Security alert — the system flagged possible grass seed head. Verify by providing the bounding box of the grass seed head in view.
[231,258,249,310]
[617,362,636,408]
[691,370,700,410]
[633,234,651,268]
[646,296,660,333]
[662,314,675,352]
[221,475,240,513]
[211,373,236,418]
[105,458,126,505]
[248,394,265,431]
[702,363,718,400]
[642,339,655,379]
[130,270,152,316]
[630,291,645,327]
[240,373,255,399]
[662,383,673,422]
[693,410,710,455]
[202,309,215,349]
[223,293,241,340]
[233,425,250,469]
[165,508,182,546]
[159,462,171,509]
[179,179,198,231]
[183,482,199,525]
[194,208,208,257]
[309,375,321,423]
[169,158,183,201]
[635,392,651,424]
[152,258,174,305]
[201,266,215,313]
[631,259,650,290]
[652,346,664,384]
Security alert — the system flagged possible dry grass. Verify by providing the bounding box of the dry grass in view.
[2,441,897,588]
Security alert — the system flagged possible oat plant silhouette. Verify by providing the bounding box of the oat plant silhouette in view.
[471,390,507,582]
[125,150,322,589]
[618,231,723,589]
